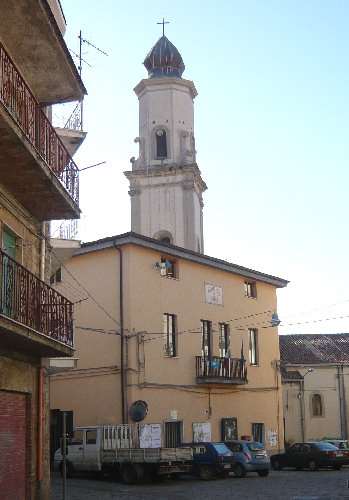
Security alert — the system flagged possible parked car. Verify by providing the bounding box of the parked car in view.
[225,440,270,477]
[180,442,235,480]
[271,442,349,471]
[320,438,349,450]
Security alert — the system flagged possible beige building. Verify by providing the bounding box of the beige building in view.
[0,1,86,498]
[50,33,288,455]
[50,232,288,451]
[280,334,349,447]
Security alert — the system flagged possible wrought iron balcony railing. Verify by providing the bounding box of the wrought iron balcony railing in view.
[0,41,79,205]
[0,249,73,347]
[195,355,247,382]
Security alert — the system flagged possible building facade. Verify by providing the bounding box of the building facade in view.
[280,334,349,447]
[50,232,288,453]
[0,1,85,498]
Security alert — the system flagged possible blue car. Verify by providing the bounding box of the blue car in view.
[181,442,235,480]
[225,440,271,477]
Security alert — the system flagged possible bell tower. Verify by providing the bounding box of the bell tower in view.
[124,35,207,252]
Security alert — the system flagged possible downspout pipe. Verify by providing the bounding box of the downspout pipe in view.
[300,380,305,442]
[338,365,348,439]
[114,245,126,424]
[38,359,43,482]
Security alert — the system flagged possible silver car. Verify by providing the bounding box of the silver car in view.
[225,440,271,478]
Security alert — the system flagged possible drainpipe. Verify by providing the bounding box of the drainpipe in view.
[40,222,46,281]
[114,245,126,424]
[338,365,348,439]
[38,359,43,482]
[300,380,305,442]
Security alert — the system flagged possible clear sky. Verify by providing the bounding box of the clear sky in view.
[57,0,349,337]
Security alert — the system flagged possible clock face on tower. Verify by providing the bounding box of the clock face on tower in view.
[205,283,223,306]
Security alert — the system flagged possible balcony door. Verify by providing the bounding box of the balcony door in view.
[1,230,16,317]
[201,320,211,357]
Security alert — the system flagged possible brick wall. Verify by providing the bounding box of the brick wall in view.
[0,390,27,499]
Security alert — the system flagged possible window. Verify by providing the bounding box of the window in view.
[311,394,323,416]
[244,281,257,298]
[50,267,62,285]
[164,421,182,447]
[85,429,97,445]
[201,320,212,357]
[248,328,258,365]
[156,129,167,158]
[160,257,176,278]
[219,323,229,357]
[163,313,177,357]
[252,423,265,444]
[71,429,83,445]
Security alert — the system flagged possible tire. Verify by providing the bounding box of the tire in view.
[295,467,303,471]
[271,460,282,471]
[333,465,342,471]
[199,465,214,481]
[308,460,318,471]
[257,470,269,477]
[121,464,138,484]
[170,472,181,479]
[234,464,247,478]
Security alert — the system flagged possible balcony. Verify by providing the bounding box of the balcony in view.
[0,249,73,358]
[195,356,248,385]
[0,41,80,221]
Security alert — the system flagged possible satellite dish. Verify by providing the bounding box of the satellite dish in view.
[129,400,148,422]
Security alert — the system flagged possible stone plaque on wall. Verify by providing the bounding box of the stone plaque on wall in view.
[204,283,223,306]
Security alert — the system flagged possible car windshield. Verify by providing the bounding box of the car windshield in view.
[313,442,338,451]
[247,442,265,451]
[213,444,232,454]
[338,442,349,449]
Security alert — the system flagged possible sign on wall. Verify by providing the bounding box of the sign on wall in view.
[139,423,162,448]
[193,422,211,442]
[204,283,223,306]
[267,430,278,447]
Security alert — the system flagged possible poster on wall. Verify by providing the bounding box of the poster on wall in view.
[139,423,162,448]
[267,430,278,447]
[221,418,238,440]
[193,422,211,442]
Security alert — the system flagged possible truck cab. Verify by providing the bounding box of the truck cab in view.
[53,426,101,474]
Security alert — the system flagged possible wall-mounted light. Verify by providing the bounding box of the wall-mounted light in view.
[270,312,281,327]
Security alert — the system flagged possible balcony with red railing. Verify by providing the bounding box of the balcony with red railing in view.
[0,40,80,221]
[0,249,74,357]
[195,355,248,385]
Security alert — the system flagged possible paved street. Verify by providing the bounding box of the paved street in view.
[50,470,349,500]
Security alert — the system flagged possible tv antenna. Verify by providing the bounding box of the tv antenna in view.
[66,31,109,131]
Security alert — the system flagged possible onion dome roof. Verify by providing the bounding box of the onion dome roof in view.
[143,36,185,79]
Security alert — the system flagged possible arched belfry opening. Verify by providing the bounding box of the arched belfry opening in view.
[156,129,167,158]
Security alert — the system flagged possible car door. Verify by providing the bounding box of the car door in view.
[67,429,84,470]
[299,443,312,468]
[82,428,100,471]
[284,443,303,468]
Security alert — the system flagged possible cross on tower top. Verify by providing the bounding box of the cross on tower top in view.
[157,17,169,36]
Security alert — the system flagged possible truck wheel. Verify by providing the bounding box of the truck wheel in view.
[199,465,214,481]
[121,464,137,484]
[170,472,181,479]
